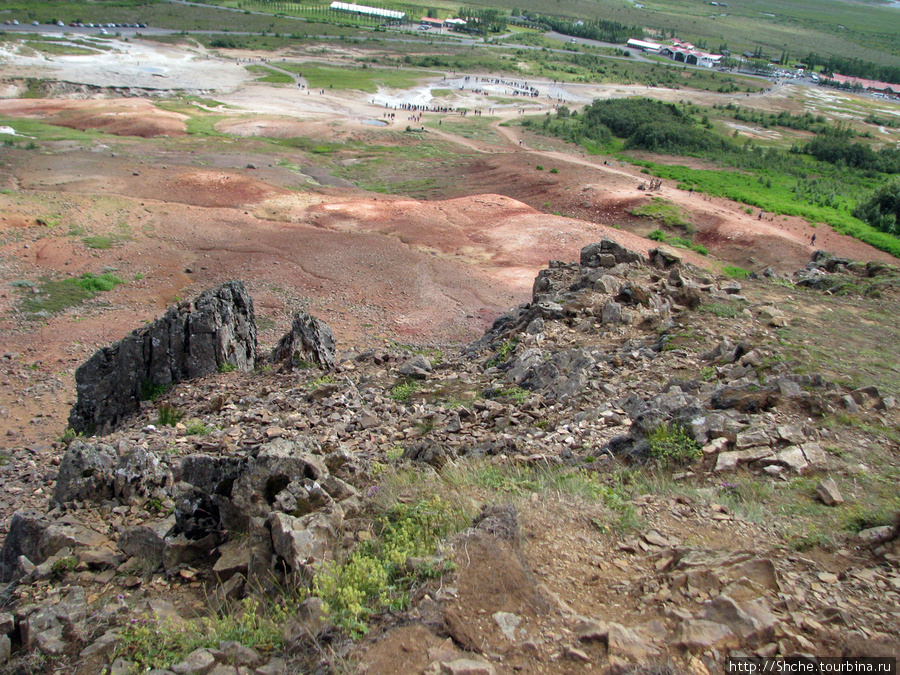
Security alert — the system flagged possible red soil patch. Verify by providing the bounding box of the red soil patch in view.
[0,99,187,138]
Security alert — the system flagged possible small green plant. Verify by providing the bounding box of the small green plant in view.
[390,379,421,404]
[535,165,544,170]
[646,423,701,466]
[722,265,750,279]
[700,366,717,381]
[60,428,83,444]
[648,229,666,242]
[145,497,166,514]
[156,403,185,427]
[51,556,77,577]
[386,444,405,462]
[309,374,336,390]
[73,273,124,292]
[218,363,237,374]
[184,420,214,436]
[487,386,530,405]
[485,337,519,368]
[549,168,559,174]
[140,380,169,402]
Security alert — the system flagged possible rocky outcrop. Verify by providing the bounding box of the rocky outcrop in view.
[270,311,336,371]
[68,280,257,435]
[2,241,898,671]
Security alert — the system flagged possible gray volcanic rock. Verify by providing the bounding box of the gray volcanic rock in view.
[271,311,336,371]
[68,280,257,435]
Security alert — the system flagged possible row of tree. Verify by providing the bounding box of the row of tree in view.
[801,52,900,85]
[509,12,641,44]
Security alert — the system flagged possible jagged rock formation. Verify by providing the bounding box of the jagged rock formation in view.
[270,311,337,371]
[67,280,258,435]
[1,244,899,672]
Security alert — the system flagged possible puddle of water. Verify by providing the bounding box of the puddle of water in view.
[362,119,388,126]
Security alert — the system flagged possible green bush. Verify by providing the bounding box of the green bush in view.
[646,423,701,466]
[184,420,214,436]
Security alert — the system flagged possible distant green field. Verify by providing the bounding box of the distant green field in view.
[0,0,897,74]
[244,64,294,84]
[280,62,430,92]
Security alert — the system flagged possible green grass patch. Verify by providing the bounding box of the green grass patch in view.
[156,403,185,427]
[244,64,294,84]
[115,597,286,670]
[631,197,692,230]
[698,301,743,319]
[82,234,129,249]
[280,62,429,93]
[722,265,750,279]
[184,420,215,436]
[18,273,123,317]
[635,160,900,258]
[389,379,421,404]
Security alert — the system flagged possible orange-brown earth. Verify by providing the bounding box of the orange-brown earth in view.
[0,39,896,447]
[1,89,896,450]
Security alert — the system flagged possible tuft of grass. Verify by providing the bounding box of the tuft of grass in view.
[722,265,750,279]
[50,556,77,578]
[484,386,530,405]
[141,380,170,402]
[115,597,286,670]
[73,273,123,292]
[389,379,421,404]
[485,337,519,368]
[156,404,185,427]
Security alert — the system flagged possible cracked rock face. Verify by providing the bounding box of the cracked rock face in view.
[67,280,258,435]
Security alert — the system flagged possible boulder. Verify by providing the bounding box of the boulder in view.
[0,511,48,582]
[698,595,778,647]
[68,281,257,434]
[649,246,682,269]
[227,438,327,530]
[268,507,343,573]
[580,239,643,268]
[51,441,117,506]
[271,312,336,371]
[114,447,171,504]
